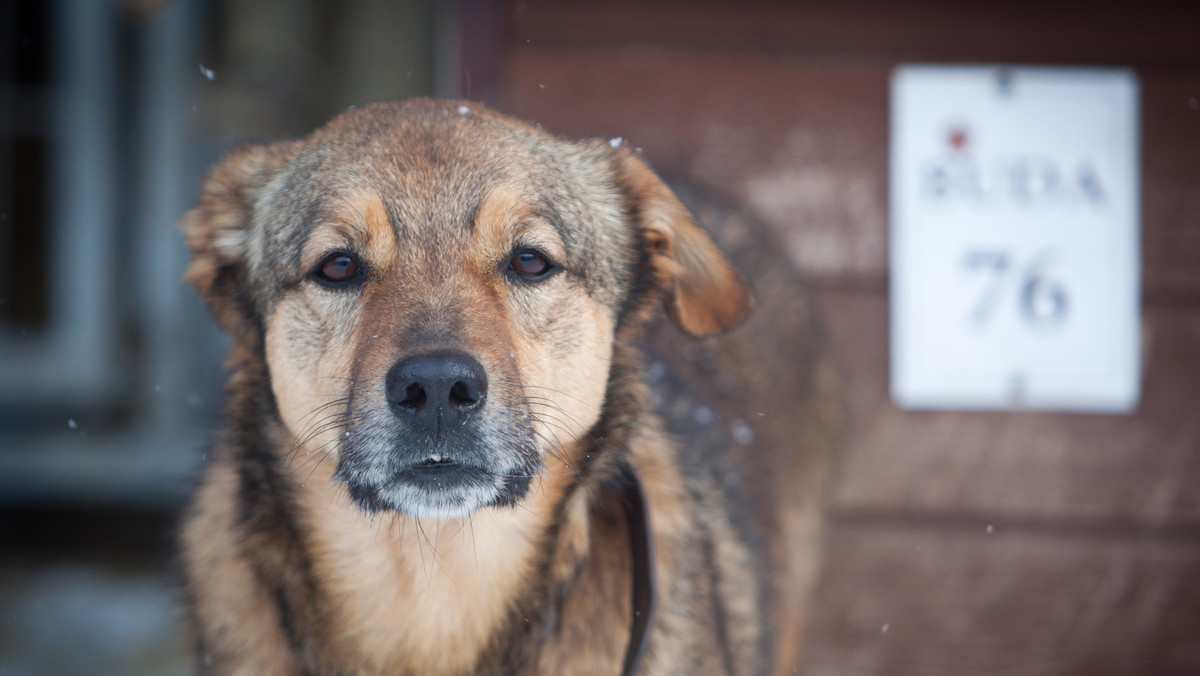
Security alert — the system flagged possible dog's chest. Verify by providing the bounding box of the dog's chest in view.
[304,489,546,673]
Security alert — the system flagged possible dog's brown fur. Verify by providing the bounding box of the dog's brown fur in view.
[179,99,838,675]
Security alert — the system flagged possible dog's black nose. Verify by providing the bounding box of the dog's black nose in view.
[386,352,488,432]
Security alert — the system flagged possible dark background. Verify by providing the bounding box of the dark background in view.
[1,1,1198,673]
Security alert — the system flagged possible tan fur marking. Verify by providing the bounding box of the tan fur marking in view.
[181,462,303,675]
[301,189,397,273]
[471,184,567,272]
[472,184,529,264]
[514,296,612,451]
[265,300,358,457]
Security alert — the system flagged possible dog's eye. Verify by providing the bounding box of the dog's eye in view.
[508,249,555,280]
[313,252,362,286]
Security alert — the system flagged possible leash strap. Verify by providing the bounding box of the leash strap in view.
[616,461,658,676]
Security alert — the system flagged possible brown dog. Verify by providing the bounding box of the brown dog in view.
[179,99,838,675]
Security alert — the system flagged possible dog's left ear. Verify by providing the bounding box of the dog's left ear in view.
[180,141,299,342]
[611,148,753,336]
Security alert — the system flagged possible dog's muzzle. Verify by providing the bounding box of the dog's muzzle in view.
[336,350,538,518]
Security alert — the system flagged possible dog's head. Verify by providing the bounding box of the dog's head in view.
[183,100,750,519]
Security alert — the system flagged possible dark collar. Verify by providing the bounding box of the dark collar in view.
[613,461,658,676]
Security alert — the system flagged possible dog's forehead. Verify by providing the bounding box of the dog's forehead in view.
[269,102,619,243]
[298,107,514,217]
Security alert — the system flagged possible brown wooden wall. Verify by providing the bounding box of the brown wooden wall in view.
[486,1,1200,673]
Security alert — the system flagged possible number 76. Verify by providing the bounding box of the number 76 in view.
[962,250,1069,329]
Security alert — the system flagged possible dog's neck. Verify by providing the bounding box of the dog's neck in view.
[222,340,659,675]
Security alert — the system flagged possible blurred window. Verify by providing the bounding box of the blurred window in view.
[0,0,125,412]
[0,0,52,330]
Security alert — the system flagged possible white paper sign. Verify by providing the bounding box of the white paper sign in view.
[890,66,1140,412]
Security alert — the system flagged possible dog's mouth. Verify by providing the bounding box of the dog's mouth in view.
[339,451,535,519]
[397,456,492,490]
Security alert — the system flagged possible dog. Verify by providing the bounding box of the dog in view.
[179,99,839,675]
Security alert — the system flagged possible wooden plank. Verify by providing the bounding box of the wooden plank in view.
[1141,74,1200,301]
[801,521,1200,675]
[818,289,1200,527]
[505,51,1200,297]
[508,0,1200,66]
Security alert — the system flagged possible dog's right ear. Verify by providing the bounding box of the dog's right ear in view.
[609,148,753,337]
[180,142,298,341]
